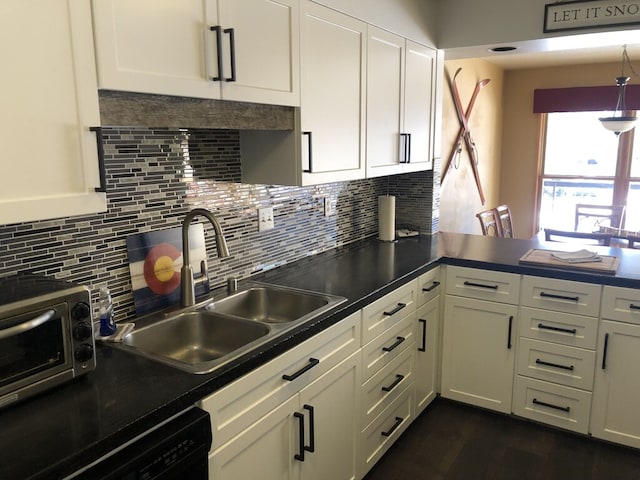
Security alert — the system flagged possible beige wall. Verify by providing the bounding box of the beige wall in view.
[500,60,622,238]
[439,58,504,234]
[440,59,625,239]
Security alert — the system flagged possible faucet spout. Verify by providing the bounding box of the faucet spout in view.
[181,208,230,307]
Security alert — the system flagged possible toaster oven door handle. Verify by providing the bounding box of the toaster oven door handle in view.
[0,309,57,340]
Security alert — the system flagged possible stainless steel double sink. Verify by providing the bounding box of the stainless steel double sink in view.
[114,283,346,374]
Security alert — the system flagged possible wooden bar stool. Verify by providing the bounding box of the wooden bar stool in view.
[476,209,503,237]
[495,205,514,238]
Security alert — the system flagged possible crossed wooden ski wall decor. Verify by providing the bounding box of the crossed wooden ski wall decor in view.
[441,67,490,205]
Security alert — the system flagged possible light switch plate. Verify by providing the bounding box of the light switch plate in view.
[258,207,274,231]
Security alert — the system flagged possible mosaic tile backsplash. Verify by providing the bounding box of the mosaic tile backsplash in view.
[0,128,436,322]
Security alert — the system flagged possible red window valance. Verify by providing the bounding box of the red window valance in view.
[533,85,640,113]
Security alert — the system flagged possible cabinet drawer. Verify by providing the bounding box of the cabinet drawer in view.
[362,281,417,345]
[513,376,592,434]
[359,383,413,477]
[362,313,415,381]
[602,285,640,325]
[445,266,520,305]
[416,266,441,307]
[519,306,597,349]
[517,337,595,391]
[199,310,361,449]
[361,348,414,430]
[521,276,601,317]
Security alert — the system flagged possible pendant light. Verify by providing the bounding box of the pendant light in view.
[599,45,637,135]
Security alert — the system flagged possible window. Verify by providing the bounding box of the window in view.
[539,111,640,232]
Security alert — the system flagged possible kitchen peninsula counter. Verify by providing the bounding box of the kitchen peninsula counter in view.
[4,232,640,479]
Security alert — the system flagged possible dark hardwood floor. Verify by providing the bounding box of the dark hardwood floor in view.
[364,398,640,480]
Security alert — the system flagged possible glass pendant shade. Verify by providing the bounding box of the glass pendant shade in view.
[599,73,637,134]
[599,116,637,134]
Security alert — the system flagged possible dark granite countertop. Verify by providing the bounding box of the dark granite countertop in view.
[3,232,640,479]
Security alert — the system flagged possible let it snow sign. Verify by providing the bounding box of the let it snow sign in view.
[545,0,640,32]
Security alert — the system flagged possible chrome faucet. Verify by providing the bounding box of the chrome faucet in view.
[181,208,230,307]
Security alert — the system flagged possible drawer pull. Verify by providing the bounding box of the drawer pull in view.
[418,318,427,352]
[294,411,305,461]
[383,303,406,316]
[302,131,313,173]
[90,127,107,193]
[294,405,316,461]
[422,281,440,292]
[303,404,315,454]
[209,25,223,81]
[381,416,403,437]
[538,323,577,335]
[382,374,405,393]
[463,280,498,290]
[539,291,579,302]
[602,333,610,370]
[223,27,237,82]
[630,303,640,311]
[507,316,513,350]
[283,358,320,381]
[532,398,571,413]
[382,336,405,352]
[535,358,575,371]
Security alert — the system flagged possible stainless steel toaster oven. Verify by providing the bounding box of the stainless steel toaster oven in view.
[0,274,96,409]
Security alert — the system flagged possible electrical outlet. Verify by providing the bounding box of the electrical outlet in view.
[324,197,334,217]
[258,207,274,231]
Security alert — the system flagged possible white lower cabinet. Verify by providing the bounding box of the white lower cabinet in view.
[513,376,592,433]
[414,297,439,415]
[200,311,361,480]
[441,295,518,413]
[359,383,413,476]
[210,351,360,480]
[358,281,418,478]
[591,317,640,448]
[514,276,599,435]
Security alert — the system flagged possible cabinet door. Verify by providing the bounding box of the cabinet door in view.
[92,0,220,99]
[441,296,518,413]
[1,0,105,225]
[365,26,404,178]
[403,41,435,172]
[415,296,439,415]
[591,320,640,448]
[218,0,299,106]
[299,2,366,184]
[209,395,299,480]
[299,352,360,480]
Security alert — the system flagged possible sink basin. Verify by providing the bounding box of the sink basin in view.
[206,284,342,324]
[116,283,346,374]
[120,311,270,373]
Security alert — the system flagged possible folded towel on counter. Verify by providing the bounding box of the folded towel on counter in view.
[550,249,602,263]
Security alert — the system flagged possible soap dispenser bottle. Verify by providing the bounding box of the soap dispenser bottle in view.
[98,287,117,337]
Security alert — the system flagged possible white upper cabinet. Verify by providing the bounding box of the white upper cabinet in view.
[91,0,300,106]
[299,1,367,184]
[0,0,106,225]
[366,26,436,177]
[241,1,367,185]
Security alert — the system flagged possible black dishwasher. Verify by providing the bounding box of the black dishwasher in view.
[72,407,212,480]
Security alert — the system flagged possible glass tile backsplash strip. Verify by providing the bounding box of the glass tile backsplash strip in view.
[0,128,435,321]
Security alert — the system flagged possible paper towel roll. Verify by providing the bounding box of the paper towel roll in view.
[378,195,396,242]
